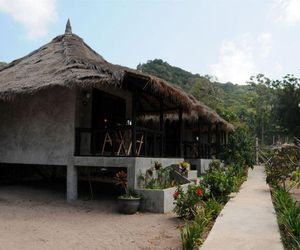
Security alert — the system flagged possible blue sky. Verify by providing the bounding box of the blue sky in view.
[0,0,300,84]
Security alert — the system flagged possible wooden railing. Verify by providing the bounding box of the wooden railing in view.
[183,141,212,159]
[75,126,163,157]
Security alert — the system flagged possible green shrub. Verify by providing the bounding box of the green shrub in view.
[180,213,209,250]
[204,198,224,220]
[221,126,255,168]
[265,146,300,189]
[137,164,179,189]
[173,184,206,220]
[226,164,248,192]
[273,188,300,249]
[202,165,231,201]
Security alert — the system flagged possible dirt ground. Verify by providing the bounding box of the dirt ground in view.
[290,186,300,202]
[0,182,181,250]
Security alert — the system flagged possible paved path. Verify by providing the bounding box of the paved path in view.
[201,166,283,250]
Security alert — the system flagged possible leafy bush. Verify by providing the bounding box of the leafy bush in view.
[204,198,224,220]
[180,198,223,250]
[173,185,206,220]
[137,163,179,189]
[202,161,232,200]
[265,145,300,189]
[226,164,248,192]
[180,216,208,250]
[290,167,300,189]
[273,188,300,249]
[221,126,255,168]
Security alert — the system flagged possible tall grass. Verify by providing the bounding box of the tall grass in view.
[273,188,300,249]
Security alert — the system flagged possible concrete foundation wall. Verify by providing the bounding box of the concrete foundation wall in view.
[136,183,189,213]
[185,158,214,176]
[0,87,76,166]
[200,159,213,174]
[74,156,184,189]
[133,157,184,188]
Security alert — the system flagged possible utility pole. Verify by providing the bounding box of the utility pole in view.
[256,137,259,165]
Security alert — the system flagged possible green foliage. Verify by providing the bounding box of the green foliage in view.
[265,146,300,189]
[173,185,206,220]
[138,59,300,144]
[222,126,255,168]
[204,198,224,220]
[249,74,300,141]
[202,161,232,200]
[137,59,196,91]
[137,59,257,129]
[180,216,208,250]
[226,164,248,192]
[180,198,223,249]
[290,167,300,189]
[137,164,179,189]
[272,188,300,249]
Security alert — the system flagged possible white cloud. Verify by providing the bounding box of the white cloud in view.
[209,33,275,84]
[0,0,57,40]
[275,0,300,25]
[209,39,256,84]
[257,33,273,58]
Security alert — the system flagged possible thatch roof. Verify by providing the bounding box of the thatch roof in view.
[0,20,233,132]
[0,21,193,112]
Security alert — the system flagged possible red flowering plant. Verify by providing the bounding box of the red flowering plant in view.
[173,184,207,220]
[114,171,140,199]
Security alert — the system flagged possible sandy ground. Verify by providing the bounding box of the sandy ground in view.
[290,187,300,202]
[0,183,181,250]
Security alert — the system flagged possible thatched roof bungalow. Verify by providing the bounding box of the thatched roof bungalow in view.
[0,21,233,201]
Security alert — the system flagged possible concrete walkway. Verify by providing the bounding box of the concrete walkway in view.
[201,166,283,250]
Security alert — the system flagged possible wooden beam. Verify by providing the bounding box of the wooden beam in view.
[131,92,137,156]
[216,123,220,158]
[197,118,201,158]
[160,99,165,157]
[208,126,211,158]
[179,108,184,157]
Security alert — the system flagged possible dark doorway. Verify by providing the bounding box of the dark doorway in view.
[92,89,126,129]
[91,89,127,154]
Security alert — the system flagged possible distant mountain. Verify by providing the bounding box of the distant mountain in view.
[137,59,199,91]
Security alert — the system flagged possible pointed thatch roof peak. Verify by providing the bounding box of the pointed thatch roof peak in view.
[65,19,72,34]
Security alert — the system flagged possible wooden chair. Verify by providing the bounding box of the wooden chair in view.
[117,130,144,156]
[101,131,112,155]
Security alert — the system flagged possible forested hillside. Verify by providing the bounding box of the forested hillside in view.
[137,59,300,144]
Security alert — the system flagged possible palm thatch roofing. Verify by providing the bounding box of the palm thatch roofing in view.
[0,20,233,132]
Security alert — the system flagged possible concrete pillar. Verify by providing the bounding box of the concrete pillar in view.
[67,164,78,202]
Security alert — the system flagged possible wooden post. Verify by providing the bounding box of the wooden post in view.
[256,137,259,165]
[216,123,220,159]
[159,99,164,157]
[179,108,184,158]
[131,92,137,157]
[208,126,211,158]
[197,118,201,158]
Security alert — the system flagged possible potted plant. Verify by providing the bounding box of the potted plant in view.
[179,161,190,177]
[114,171,141,214]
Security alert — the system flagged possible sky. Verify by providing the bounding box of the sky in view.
[0,0,300,84]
